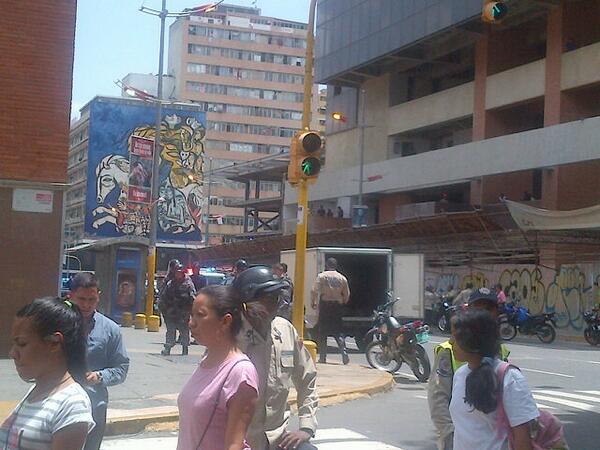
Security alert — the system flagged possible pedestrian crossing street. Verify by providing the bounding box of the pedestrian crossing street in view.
[101,428,404,449]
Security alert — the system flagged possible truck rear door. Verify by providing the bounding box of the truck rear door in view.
[392,254,425,319]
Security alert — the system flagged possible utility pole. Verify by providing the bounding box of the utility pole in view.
[140,1,223,319]
[204,157,214,246]
[358,88,366,207]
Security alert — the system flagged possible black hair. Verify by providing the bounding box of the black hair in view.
[273,262,287,272]
[16,297,87,383]
[452,309,500,414]
[325,257,338,270]
[198,285,243,338]
[466,282,474,289]
[70,272,99,291]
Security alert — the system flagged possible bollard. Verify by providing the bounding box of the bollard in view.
[121,312,133,328]
[303,340,318,362]
[134,314,146,330]
[147,315,160,332]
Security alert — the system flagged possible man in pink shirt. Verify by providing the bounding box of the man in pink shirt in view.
[496,283,507,305]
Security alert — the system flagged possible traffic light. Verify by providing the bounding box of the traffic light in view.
[482,1,508,23]
[287,130,323,185]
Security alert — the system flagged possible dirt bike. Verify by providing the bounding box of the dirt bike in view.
[365,298,431,382]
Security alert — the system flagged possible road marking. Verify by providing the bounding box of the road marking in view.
[414,394,428,400]
[535,390,600,404]
[521,368,574,378]
[578,390,600,396]
[101,428,404,450]
[585,361,600,365]
[535,402,557,410]
[532,394,597,412]
[314,428,403,449]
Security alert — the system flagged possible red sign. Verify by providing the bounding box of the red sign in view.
[131,135,154,159]
[128,186,151,204]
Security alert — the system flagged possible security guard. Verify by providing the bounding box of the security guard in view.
[311,257,350,364]
[428,287,510,450]
[233,266,318,450]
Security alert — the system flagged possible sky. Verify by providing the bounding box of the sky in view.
[71,0,311,118]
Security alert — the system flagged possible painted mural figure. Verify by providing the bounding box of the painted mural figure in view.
[90,113,206,238]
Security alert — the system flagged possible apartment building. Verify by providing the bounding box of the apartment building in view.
[283,0,600,228]
[167,3,315,243]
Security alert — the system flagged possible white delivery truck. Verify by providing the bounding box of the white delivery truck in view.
[280,247,424,350]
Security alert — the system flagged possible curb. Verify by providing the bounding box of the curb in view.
[105,371,394,437]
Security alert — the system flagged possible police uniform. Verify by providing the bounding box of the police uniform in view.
[311,270,350,362]
[239,316,318,450]
[427,341,510,450]
[158,276,195,351]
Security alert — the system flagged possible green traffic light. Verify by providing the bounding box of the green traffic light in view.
[492,2,508,19]
[301,157,321,177]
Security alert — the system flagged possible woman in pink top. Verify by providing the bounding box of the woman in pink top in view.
[178,285,259,450]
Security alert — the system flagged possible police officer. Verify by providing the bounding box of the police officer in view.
[158,259,196,356]
[311,257,350,365]
[232,266,318,450]
[224,259,249,285]
[427,287,510,450]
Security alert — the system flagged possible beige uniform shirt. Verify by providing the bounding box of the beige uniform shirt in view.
[311,270,350,305]
[239,316,318,450]
[427,348,454,450]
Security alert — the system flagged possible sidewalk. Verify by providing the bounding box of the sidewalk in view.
[0,325,393,436]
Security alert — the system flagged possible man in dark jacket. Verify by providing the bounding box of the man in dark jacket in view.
[159,259,196,355]
[273,262,294,320]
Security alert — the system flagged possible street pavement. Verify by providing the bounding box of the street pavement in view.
[99,333,600,450]
[0,324,392,430]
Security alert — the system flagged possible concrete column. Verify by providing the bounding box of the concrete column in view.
[472,34,489,142]
[544,3,564,127]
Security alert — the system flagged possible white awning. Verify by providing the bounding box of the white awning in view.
[506,200,600,231]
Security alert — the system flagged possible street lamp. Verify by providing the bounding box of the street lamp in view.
[331,89,371,225]
[139,1,222,319]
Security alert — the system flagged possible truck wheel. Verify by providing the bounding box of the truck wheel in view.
[354,336,365,352]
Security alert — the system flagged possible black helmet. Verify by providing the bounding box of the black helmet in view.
[235,259,248,272]
[468,287,498,306]
[232,266,286,301]
[168,259,184,272]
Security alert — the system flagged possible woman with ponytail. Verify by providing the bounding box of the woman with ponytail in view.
[1,297,94,450]
[449,309,539,450]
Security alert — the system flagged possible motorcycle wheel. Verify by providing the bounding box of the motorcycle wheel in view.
[365,341,402,373]
[583,327,599,346]
[498,320,517,341]
[437,315,448,333]
[409,344,431,382]
[536,324,556,344]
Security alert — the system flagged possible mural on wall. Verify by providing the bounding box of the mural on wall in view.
[426,264,600,333]
[85,100,206,241]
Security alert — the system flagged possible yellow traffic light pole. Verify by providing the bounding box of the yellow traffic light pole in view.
[291,0,317,339]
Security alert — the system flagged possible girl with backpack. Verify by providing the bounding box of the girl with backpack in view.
[449,309,568,450]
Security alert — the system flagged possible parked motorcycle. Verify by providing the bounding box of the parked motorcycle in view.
[583,308,600,346]
[365,298,431,382]
[498,303,557,343]
[436,296,460,333]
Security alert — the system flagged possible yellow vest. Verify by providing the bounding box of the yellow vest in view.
[434,341,510,373]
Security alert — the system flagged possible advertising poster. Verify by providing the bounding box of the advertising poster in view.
[85,99,206,241]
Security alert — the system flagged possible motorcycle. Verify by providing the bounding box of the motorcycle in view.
[498,303,557,344]
[436,295,460,333]
[583,308,600,346]
[365,298,431,382]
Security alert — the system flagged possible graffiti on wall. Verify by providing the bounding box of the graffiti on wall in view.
[427,264,600,333]
[85,100,206,241]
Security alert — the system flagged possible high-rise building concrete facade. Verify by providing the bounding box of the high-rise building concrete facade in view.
[285,0,600,231]
[167,3,314,243]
